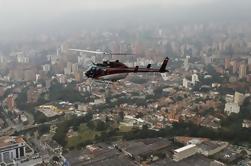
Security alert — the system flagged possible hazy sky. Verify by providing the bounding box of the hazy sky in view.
[0,0,211,22]
[0,0,210,12]
[0,0,251,38]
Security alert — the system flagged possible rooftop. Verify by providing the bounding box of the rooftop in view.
[150,154,214,166]
[64,143,136,166]
[120,138,171,156]
[0,136,25,149]
[174,136,208,145]
[83,156,136,166]
[198,141,228,151]
[174,144,196,153]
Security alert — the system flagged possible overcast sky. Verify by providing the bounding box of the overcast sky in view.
[0,0,210,12]
[0,0,251,38]
[0,0,211,22]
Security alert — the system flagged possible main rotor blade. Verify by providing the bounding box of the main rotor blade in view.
[111,53,136,55]
[69,49,108,55]
[69,48,136,56]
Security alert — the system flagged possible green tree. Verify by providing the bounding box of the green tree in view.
[38,125,50,136]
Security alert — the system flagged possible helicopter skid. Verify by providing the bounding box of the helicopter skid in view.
[98,73,128,82]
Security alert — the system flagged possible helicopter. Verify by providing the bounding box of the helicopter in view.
[69,49,169,82]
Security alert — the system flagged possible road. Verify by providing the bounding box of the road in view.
[0,106,56,136]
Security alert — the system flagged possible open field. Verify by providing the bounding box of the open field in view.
[67,124,100,148]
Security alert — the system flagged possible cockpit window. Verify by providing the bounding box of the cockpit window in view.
[87,66,92,71]
[91,67,96,71]
[87,66,96,72]
[85,65,98,78]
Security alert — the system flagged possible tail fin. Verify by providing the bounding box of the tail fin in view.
[159,57,169,73]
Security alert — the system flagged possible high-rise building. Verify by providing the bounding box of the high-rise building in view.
[17,55,29,63]
[77,56,85,65]
[56,74,66,84]
[234,91,245,106]
[225,94,234,103]
[0,86,4,97]
[71,63,79,74]
[239,63,247,79]
[184,56,190,71]
[247,74,251,83]
[42,64,51,72]
[45,80,51,89]
[74,72,82,82]
[224,58,231,69]
[204,56,213,65]
[48,54,58,65]
[6,94,15,111]
[57,48,60,56]
[191,74,199,85]
[64,62,73,75]
[248,57,251,72]
[0,56,5,63]
[248,64,251,73]
[9,68,24,81]
[224,102,240,115]
[231,61,238,74]
[35,74,40,82]
[0,136,28,163]
[248,57,251,65]
[27,87,41,104]
[64,69,71,76]
[183,78,192,89]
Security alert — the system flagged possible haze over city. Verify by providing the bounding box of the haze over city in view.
[0,0,251,166]
[1,0,251,39]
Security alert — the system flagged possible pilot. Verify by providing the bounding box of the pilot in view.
[86,67,96,78]
[91,67,96,73]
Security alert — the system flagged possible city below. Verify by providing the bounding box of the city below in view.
[0,12,251,166]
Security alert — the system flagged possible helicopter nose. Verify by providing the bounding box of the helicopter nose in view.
[85,72,90,78]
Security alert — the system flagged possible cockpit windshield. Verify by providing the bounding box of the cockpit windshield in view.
[86,65,96,72]
[85,65,98,78]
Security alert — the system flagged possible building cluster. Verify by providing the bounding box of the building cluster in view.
[224,91,249,115]
[0,136,42,166]
[63,136,250,166]
[0,22,251,165]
